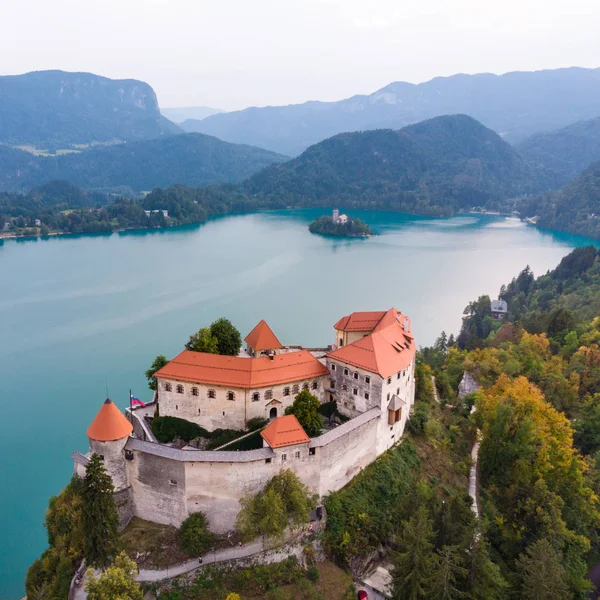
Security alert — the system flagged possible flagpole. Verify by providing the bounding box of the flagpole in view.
[129,389,133,426]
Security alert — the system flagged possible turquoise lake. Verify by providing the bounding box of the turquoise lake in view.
[0,208,596,598]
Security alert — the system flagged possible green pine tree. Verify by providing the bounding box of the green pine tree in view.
[516,538,570,600]
[464,535,507,600]
[82,453,119,568]
[392,506,437,600]
[429,545,468,600]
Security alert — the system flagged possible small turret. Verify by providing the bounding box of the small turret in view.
[332,208,339,223]
[87,398,132,493]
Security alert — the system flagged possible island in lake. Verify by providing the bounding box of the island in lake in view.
[309,209,373,237]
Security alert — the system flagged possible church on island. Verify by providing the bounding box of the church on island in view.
[73,308,416,533]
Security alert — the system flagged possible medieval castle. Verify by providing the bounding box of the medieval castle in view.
[73,308,416,533]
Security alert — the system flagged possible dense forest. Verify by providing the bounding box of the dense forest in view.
[520,162,600,239]
[408,245,600,599]
[0,133,287,192]
[517,116,600,186]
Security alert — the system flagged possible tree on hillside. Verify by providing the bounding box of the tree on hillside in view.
[145,354,168,390]
[236,469,316,541]
[284,390,323,436]
[464,535,508,600]
[178,512,214,556]
[429,545,468,600]
[392,506,436,600]
[85,552,143,600]
[82,454,119,568]
[210,317,242,356]
[515,539,570,600]
[185,327,219,354]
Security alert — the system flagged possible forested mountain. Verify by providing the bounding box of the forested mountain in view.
[243,114,546,215]
[517,116,600,185]
[523,161,600,239]
[162,106,224,123]
[0,70,181,148]
[185,67,600,155]
[0,134,287,192]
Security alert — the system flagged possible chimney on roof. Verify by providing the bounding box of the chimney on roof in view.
[403,316,411,332]
[268,352,275,360]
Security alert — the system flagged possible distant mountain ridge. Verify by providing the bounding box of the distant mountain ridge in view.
[185,67,600,155]
[241,114,546,214]
[517,116,600,186]
[162,106,224,123]
[0,70,181,147]
[0,133,287,192]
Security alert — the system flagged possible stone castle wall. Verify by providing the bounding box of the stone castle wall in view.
[122,407,383,533]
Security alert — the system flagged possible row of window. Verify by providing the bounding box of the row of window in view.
[387,369,410,385]
[164,381,319,400]
[330,363,371,384]
[329,380,370,399]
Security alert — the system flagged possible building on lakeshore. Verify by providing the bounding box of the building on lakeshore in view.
[72,308,416,533]
[332,208,348,224]
[491,299,508,320]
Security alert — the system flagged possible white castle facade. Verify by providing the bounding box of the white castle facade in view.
[73,309,416,532]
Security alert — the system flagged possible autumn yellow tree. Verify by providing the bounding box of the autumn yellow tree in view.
[476,375,599,591]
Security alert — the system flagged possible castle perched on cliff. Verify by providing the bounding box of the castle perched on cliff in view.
[73,308,416,532]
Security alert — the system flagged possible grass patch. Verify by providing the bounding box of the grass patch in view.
[120,518,190,568]
[153,558,354,600]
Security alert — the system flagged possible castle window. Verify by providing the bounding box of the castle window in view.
[125,450,134,461]
[397,388,399,395]
[330,380,335,389]
[191,387,199,396]
[252,392,260,402]
[365,392,370,400]
[312,381,318,390]
[208,389,216,399]
[342,384,347,391]
[353,372,359,380]
[331,363,336,371]
[282,453,287,461]
[169,479,177,486]
[176,384,184,394]
[302,382,309,391]
[365,376,370,384]
[164,382,172,392]
[397,372,401,379]
[344,368,349,376]
[387,393,390,401]
[98,455,104,461]
[227,391,235,401]
[292,384,299,394]
[175,405,178,410]
[387,377,391,384]
[353,388,358,396]
[265,458,272,464]
[295,451,300,459]
[283,387,290,396]
[339,338,343,346]
[309,447,316,456]
[265,390,273,400]
[198,409,201,414]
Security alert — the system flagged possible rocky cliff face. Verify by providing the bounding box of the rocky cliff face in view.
[0,70,181,147]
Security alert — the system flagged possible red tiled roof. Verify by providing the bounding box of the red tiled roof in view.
[333,311,387,332]
[261,415,310,448]
[327,308,415,378]
[87,398,133,442]
[154,349,329,389]
[244,320,283,351]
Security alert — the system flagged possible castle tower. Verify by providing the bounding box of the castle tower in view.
[332,208,339,223]
[87,398,134,527]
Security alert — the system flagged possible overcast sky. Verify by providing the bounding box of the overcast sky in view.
[1,0,599,111]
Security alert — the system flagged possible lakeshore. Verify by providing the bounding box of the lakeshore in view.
[0,208,597,599]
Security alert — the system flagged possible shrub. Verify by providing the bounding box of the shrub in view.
[406,403,429,434]
[205,428,245,450]
[247,417,269,431]
[306,565,320,583]
[179,512,214,556]
[303,544,317,567]
[317,401,337,418]
[151,416,209,443]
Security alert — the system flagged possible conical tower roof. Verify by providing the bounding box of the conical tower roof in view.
[244,319,282,351]
[87,398,133,442]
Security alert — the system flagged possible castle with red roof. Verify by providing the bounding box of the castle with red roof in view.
[73,308,416,532]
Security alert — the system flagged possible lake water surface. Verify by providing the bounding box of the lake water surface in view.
[0,209,595,598]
